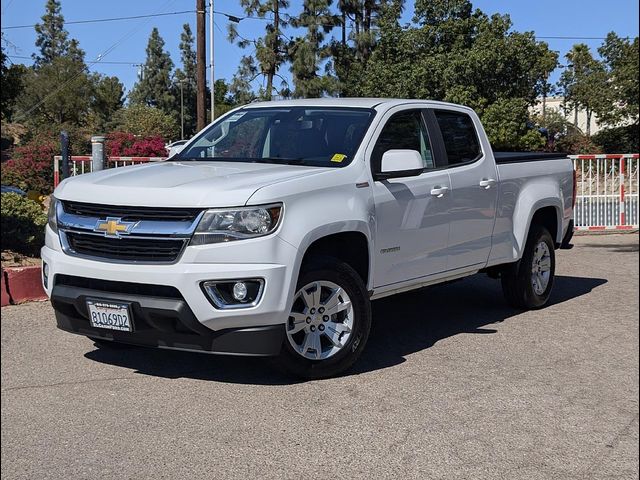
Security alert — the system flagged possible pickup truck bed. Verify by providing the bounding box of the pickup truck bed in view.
[494,152,570,163]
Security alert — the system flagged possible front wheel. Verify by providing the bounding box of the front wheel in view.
[277,256,371,379]
[501,225,556,309]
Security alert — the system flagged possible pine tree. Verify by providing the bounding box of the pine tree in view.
[129,28,174,114]
[33,0,72,66]
[229,0,290,100]
[173,24,198,136]
[13,0,94,127]
[289,0,339,97]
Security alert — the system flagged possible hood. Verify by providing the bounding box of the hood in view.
[54,161,330,207]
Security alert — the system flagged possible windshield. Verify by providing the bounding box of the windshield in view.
[176,106,375,167]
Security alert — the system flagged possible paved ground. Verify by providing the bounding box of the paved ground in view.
[1,234,638,480]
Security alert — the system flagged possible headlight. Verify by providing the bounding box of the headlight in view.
[190,204,282,245]
[48,196,59,233]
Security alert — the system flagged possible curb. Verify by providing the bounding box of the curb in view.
[0,270,10,306]
[1,265,47,306]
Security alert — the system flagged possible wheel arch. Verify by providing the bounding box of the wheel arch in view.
[513,190,564,259]
[291,224,372,292]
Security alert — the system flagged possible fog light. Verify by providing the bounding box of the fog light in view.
[201,279,264,309]
[232,282,248,301]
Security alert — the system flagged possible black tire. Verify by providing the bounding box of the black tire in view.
[501,225,556,310]
[276,256,371,380]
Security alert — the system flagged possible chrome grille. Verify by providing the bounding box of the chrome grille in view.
[62,201,200,222]
[57,201,201,263]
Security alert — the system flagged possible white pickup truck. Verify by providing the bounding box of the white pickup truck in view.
[43,98,575,378]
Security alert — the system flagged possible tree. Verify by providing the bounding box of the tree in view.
[228,0,290,100]
[112,104,179,140]
[173,24,198,137]
[330,0,393,96]
[330,2,557,148]
[597,33,639,126]
[482,98,544,151]
[289,0,340,97]
[1,43,27,121]
[89,74,125,132]
[229,55,259,104]
[129,28,174,113]
[12,0,93,129]
[559,44,608,136]
[33,0,70,66]
[16,56,93,127]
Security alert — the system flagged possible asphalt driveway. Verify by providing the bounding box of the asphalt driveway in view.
[1,233,638,479]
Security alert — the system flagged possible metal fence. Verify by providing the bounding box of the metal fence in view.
[53,156,166,187]
[570,154,639,231]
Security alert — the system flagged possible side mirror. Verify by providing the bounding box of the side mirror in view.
[375,149,424,180]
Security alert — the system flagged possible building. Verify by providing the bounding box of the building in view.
[530,95,602,135]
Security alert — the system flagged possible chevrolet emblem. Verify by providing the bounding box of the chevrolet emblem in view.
[94,217,137,238]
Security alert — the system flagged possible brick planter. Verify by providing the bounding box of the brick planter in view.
[1,265,47,305]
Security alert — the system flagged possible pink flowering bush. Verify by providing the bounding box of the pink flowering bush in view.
[106,132,167,158]
[1,140,58,194]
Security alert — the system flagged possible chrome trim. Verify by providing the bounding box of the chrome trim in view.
[201,279,265,310]
[58,206,204,237]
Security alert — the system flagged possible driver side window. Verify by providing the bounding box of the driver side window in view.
[371,110,434,174]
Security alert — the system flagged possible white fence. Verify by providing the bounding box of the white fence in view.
[570,154,639,231]
[53,156,165,187]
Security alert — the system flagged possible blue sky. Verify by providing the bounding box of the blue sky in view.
[1,0,638,97]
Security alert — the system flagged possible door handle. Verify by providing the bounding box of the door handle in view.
[430,186,450,198]
[479,178,497,189]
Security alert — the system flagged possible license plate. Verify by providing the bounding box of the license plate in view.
[87,299,133,332]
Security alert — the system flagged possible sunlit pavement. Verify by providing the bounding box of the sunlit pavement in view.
[1,234,638,479]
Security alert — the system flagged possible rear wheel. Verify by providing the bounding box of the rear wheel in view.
[277,256,371,379]
[501,225,555,309]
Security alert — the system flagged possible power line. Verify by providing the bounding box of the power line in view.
[1,10,194,30]
[7,54,142,65]
[1,8,267,31]
[12,0,180,122]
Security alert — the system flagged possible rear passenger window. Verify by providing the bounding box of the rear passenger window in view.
[371,110,434,173]
[434,110,481,165]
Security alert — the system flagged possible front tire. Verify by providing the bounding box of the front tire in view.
[277,256,371,379]
[501,225,556,309]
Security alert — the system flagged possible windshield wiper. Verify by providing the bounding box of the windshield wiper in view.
[173,156,309,165]
[250,157,307,165]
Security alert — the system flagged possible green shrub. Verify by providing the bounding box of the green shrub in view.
[555,133,603,154]
[592,124,640,153]
[0,193,47,256]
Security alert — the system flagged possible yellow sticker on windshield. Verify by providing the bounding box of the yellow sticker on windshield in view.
[331,154,347,163]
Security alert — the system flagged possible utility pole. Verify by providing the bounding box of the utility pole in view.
[180,80,185,139]
[209,0,215,120]
[196,0,206,131]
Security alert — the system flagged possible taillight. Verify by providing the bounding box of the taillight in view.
[572,168,577,208]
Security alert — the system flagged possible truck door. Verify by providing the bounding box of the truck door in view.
[369,108,452,287]
[428,108,499,270]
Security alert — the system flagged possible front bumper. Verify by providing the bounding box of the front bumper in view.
[52,280,284,355]
[43,225,300,354]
